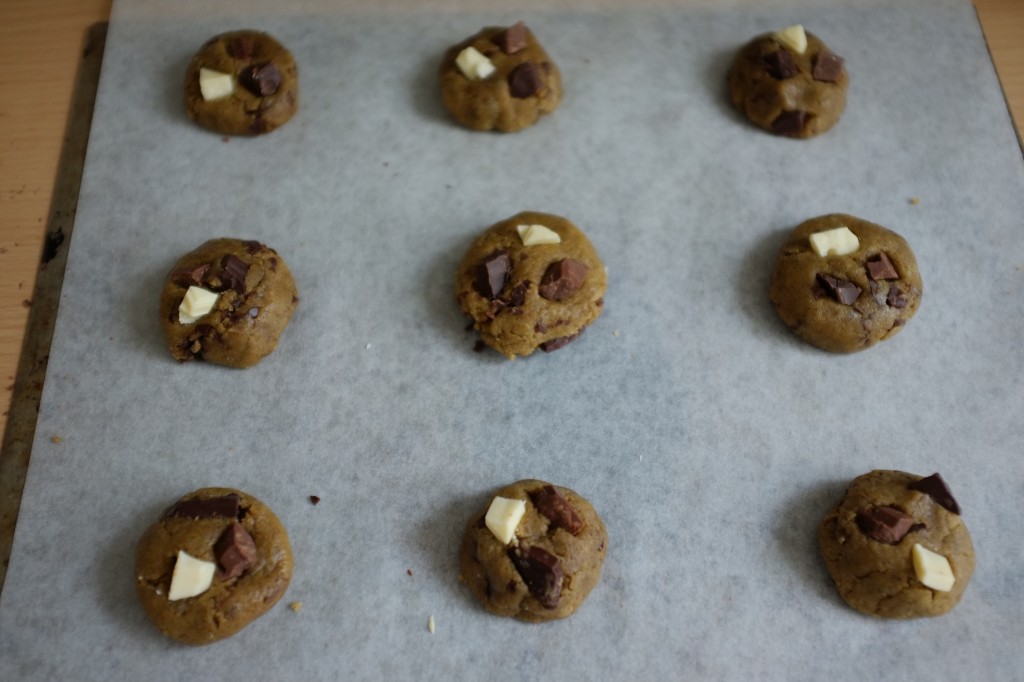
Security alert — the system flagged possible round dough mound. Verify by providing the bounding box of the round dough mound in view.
[769,214,922,353]
[159,238,299,368]
[439,23,562,132]
[459,479,608,622]
[185,30,299,136]
[819,470,974,618]
[728,30,848,138]
[455,211,606,359]
[135,488,293,645]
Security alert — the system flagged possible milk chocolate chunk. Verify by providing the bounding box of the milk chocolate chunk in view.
[228,36,255,60]
[866,252,899,281]
[540,329,582,352]
[475,250,511,299]
[221,254,250,294]
[492,21,527,55]
[764,49,797,79]
[886,286,907,309]
[909,473,961,515]
[215,521,258,580]
[539,258,588,301]
[508,62,543,99]
[816,273,861,305]
[855,506,917,545]
[772,109,809,135]
[166,493,240,519]
[508,545,563,609]
[812,51,845,83]
[239,62,282,97]
[172,264,210,287]
[531,485,585,535]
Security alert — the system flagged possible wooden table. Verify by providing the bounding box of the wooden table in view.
[0,0,1021,439]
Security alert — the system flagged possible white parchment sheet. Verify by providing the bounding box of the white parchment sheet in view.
[2,0,1022,679]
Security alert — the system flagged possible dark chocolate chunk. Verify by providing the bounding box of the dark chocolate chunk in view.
[812,51,845,83]
[239,62,282,97]
[244,240,264,254]
[772,109,809,136]
[538,258,588,301]
[492,21,527,54]
[909,473,961,515]
[763,49,797,80]
[866,252,899,281]
[856,506,917,545]
[507,545,563,609]
[474,250,511,299]
[502,281,529,308]
[309,495,321,506]
[816,273,861,305]
[508,62,543,99]
[214,521,258,580]
[221,254,249,295]
[165,493,240,520]
[227,36,256,60]
[531,485,585,535]
[540,329,582,352]
[886,286,907,309]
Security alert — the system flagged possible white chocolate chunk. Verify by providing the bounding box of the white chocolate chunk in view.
[168,550,216,601]
[808,226,860,257]
[912,544,955,592]
[773,24,808,55]
[178,286,219,324]
[516,224,562,246]
[198,67,234,101]
[484,496,526,545]
[455,47,496,81]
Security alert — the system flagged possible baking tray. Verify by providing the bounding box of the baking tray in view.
[1,0,1023,680]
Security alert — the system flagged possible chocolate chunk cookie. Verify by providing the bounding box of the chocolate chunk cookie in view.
[819,470,974,618]
[135,488,293,644]
[459,479,608,622]
[159,238,299,368]
[439,22,562,132]
[455,211,606,358]
[769,214,922,353]
[728,25,848,138]
[185,30,299,136]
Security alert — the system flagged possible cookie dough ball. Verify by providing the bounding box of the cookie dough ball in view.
[159,238,299,368]
[135,488,293,644]
[439,22,562,132]
[460,479,608,622]
[769,214,922,353]
[819,471,974,618]
[728,24,848,138]
[455,211,606,358]
[185,30,299,136]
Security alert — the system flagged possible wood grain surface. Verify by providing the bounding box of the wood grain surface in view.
[0,0,1021,439]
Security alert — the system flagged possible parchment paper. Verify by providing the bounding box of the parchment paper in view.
[2,0,1023,679]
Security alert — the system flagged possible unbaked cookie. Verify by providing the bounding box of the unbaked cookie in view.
[769,214,922,353]
[728,24,848,138]
[159,238,299,368]
[459,479,608,622]
[455,211,606,358]
[439,22,562,132]
[184,30,299,136]
[135,488,293,644]
[819,470,974,618]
